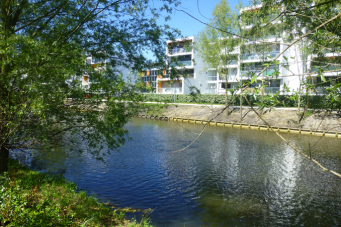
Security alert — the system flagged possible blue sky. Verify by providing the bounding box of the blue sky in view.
[167,0,250,37]
[145,0,251,59]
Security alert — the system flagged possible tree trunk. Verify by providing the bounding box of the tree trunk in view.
[0,140,9,174]
[225,87,229,116]
[225,71,229,116]
[240,94,242,121]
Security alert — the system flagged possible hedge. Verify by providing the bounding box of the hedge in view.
[140,93,341,110]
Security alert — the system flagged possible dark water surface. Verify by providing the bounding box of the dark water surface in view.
[31,118,341,226]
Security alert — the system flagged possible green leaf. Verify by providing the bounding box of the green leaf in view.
[251,75,257,84]
[321,75,327,82]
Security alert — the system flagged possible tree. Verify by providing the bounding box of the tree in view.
[0,0,181,174]
[196,0,242,115]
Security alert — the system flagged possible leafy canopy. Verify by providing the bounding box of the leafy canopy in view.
[0,0,181,173]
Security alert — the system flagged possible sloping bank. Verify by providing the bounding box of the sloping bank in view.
[140,104,341,137]
[0,159,152,227]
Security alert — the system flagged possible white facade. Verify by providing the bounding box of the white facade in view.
[157,36,208,95]
[79,56,137,88]
[149,5,341,95]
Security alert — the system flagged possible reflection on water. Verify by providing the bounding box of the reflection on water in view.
[30,118,341,226]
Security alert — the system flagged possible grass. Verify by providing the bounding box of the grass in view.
[0,159,153,227]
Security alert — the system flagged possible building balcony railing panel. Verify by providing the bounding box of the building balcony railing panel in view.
[244,87,280,94]
[204,88,216,94]
[169,61,192,67]
[311,65,341,73]
[241,51,280,61]
[160,88,183,94]
[208,76,217,81]
[308,86,341,94]
[219,74,238,80]
[263,87,280,94]
[161,73,194,79]
[227,60,238,65]
[241,66,278,77]
[168,47,191,55]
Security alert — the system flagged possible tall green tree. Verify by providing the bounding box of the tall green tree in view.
[0,0,181,174]
[196,0,242,115]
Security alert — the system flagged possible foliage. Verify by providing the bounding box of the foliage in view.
[0,0,181,173]
[196,0,242,107]
[140,103,169,116]
[139,93,341,110]
[196,0,242,77]
[0,159,153,226]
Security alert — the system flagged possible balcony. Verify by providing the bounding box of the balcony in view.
[219,73,238,80]
[311,65,341,73]
[168,47,190,55]
[241,66,278,77]
[227,60,238,65]
[241,51,280,61]
[181,72,194,78]
[263,68,277,76]
[169,61,192,67]
[160,88,182,94]
[208,75,217,81]
[263,87,280,94]
[162,71,194,79]
[245,87,280,94]
[204,88,216,94]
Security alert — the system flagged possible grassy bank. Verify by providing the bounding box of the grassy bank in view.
[0,159,152,227]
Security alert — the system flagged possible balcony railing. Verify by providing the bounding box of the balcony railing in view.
[308,86,341,94]
[219,74,238,80]
[208,76,217,81]
[160,88,182,94]
[263,87,280,94]
[241,51,280,61]
[241,66,278,77]
[169,61,192,67]
[226,60,238,65]
[179,72,194,78]
[161,73,194,79]
[204,88,216,94]
[245,87,280,94]
[311,65,341,72]
[168,47,191,54]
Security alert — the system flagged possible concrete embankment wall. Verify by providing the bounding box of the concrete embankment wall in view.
[139,105,341,138]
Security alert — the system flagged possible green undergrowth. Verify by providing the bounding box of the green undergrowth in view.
[0,159,153,227]
[139,103,168,116]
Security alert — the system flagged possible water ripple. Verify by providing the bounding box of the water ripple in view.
[28,118,341,227]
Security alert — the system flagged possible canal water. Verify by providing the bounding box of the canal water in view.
[30,118,341,226]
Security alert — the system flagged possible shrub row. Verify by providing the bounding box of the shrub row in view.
[140,93,341,111]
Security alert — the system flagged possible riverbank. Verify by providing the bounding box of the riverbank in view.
[0,159,152,227]
[141,104,341,133]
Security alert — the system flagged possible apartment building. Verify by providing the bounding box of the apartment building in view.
[80,55,135,88]
[141,5,340,95]
[141,36,209,94]
[79,56,107,87]
[203,4,295,95]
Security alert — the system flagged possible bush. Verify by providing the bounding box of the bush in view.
[0,159,152,227]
